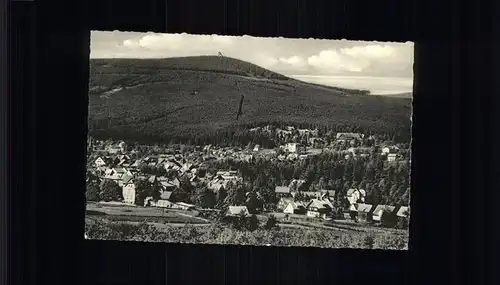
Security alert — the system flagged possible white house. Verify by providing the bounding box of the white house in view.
[285,143,299,153]
[226,206,250,217]
[277,197,294,211]
[122,178,136,205]
[253,144,260,152]
[396,206,410,218]
[94,157,107,167]
[371,205,396,221]
[306,199,332,218]
[355,203,373,222]
[283,201,306,214]
[387,153,398,162]
[176,202,196,211]
[382,146,400,155]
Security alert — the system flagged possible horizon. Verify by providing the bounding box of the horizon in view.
[90,31,414,95]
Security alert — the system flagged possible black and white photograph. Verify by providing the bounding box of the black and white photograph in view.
[85,30,413,250]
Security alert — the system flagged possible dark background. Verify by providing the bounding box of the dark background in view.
[5,0,494,284]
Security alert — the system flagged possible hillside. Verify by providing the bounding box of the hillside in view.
[87,56,412,144]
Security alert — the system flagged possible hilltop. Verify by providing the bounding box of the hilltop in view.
[88,56,412,144]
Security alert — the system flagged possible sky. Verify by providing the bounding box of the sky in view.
[90,31,414,95]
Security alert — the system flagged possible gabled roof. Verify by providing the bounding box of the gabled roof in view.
[160,191,173,200]
[279,197,294,203]
[275,186,291,194]
[148,175,157,183]
[160,181,177,189]
[307,199,332,210]
[226,206,250,216]
[356,203,373,213]
[372,205,396,215]
[286,201,306,209]
[346,188,358,196]
[396,206,410,217]
[320,190,336,197]
[289,179,306,188]
[336,132,362,139]
[121,174,134,185]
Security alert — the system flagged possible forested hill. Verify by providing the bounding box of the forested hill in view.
[87,56,412,145]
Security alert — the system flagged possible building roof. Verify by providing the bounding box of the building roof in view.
[121,174,134,185]
[286,201,306,210]
[307,199,332,210]
[226,206,250,216]
[289,179,306,188]
[346,188,358,196]
[160,191,173,200]
[356,203,373,213]
[320,190,336,197]
[396,206,410,217]
[177,202,195,208]
[160,181,177,188]
[336,132,362,139]
[372,205,396,215]
[275,186,291,194]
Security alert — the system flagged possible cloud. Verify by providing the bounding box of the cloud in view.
[340,44,395,58]
[91,31,413,79]
[120,33,233,53]
[278,55,306,67]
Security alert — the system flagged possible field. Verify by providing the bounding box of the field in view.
[86,202,209,225]
[87,56,412,144]
[85,203,408,249]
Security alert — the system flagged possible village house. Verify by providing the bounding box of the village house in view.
[159,180,178,192]
[309,137,325,148]
[306,199,333,219]
[335,132,363,142]
[176,202,196,211]
[283,201,306,215]
[122,177,136,205]
[371,205,396,222]
[275,186,292,198]
[106,145,122,155]
[225,206,250,217]
[94,157,108,167]
[164,161,182,172]
[396,206,410,219]
[387,153,398,162]
[355,203,373,222]
[292,191,319,200]
[319,190,336,201]
[284,142,301,153]
[346,189,366,204]
[253,144,260,152]
[277,197,294,211]
[289,179,307,191]
[103,170,123,182]
[382,146,400,155]
[152,199,182,209]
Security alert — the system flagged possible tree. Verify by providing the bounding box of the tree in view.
[134,180,153,206]
[86,182,101,202]
[381,209,397,228]
[215,187,227,209]
[264,215,279,230]
[224,182,246,206]
[232,211,248,230]
[246,214,259,231]
[100,180,122,202]
[245,191,263,214]
[195,186,216,209]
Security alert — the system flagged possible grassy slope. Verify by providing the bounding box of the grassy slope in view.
[88,56,412,141]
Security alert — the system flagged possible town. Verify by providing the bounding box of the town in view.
[85,124,411,249]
